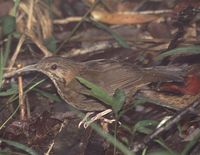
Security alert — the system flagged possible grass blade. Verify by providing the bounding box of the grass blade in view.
[155,46,200,61]
[0,138,39,155]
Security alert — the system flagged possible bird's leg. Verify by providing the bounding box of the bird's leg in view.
[79,109,113,128]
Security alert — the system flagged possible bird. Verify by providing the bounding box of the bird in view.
[4,56,187,112]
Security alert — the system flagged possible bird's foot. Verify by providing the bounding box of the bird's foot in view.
[78,109,113,128]
[78,112,94,128]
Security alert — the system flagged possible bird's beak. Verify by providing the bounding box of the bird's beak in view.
[3,64,38,79]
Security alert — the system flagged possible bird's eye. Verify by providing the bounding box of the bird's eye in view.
[51,64,57,70]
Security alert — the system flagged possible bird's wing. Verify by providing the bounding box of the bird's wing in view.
[81,60,145,94]
[81,60,187,94]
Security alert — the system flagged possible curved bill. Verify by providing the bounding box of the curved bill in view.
[3,64,38,79]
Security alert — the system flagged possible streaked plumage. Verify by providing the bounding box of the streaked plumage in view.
[7,57,186,111]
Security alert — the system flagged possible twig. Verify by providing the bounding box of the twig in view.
[27,31,52,57]
[8,34,26,71]
[64,41,119,57]
[133,97,200,152]
[53,17,82,24]
[27,0,34,32]
[17,64,26,120]
[26,96,31,119]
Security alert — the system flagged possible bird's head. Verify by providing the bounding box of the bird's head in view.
[5,56,81,85]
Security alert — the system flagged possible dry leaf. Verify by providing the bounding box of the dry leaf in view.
[91,10,159,25]
[140,89,200,110]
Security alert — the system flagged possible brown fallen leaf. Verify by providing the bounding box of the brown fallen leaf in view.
[140,89,200,110]
[91,10,159,25]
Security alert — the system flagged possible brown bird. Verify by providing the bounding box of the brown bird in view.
[4,56,186,111]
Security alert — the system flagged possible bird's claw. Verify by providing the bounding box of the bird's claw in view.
[78,109,113,128]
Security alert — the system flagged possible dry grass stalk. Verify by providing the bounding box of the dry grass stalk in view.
[13,0,53,56]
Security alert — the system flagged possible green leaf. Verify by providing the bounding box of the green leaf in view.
[155,46,200,61]
[134,120,158,134]
[0,84,18,96]
[2,15,16,36]
[112,88,126,115]
[44,36,57,52]
[76,76,126,116]
[76,76,113,106]
[0,138,39,155]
